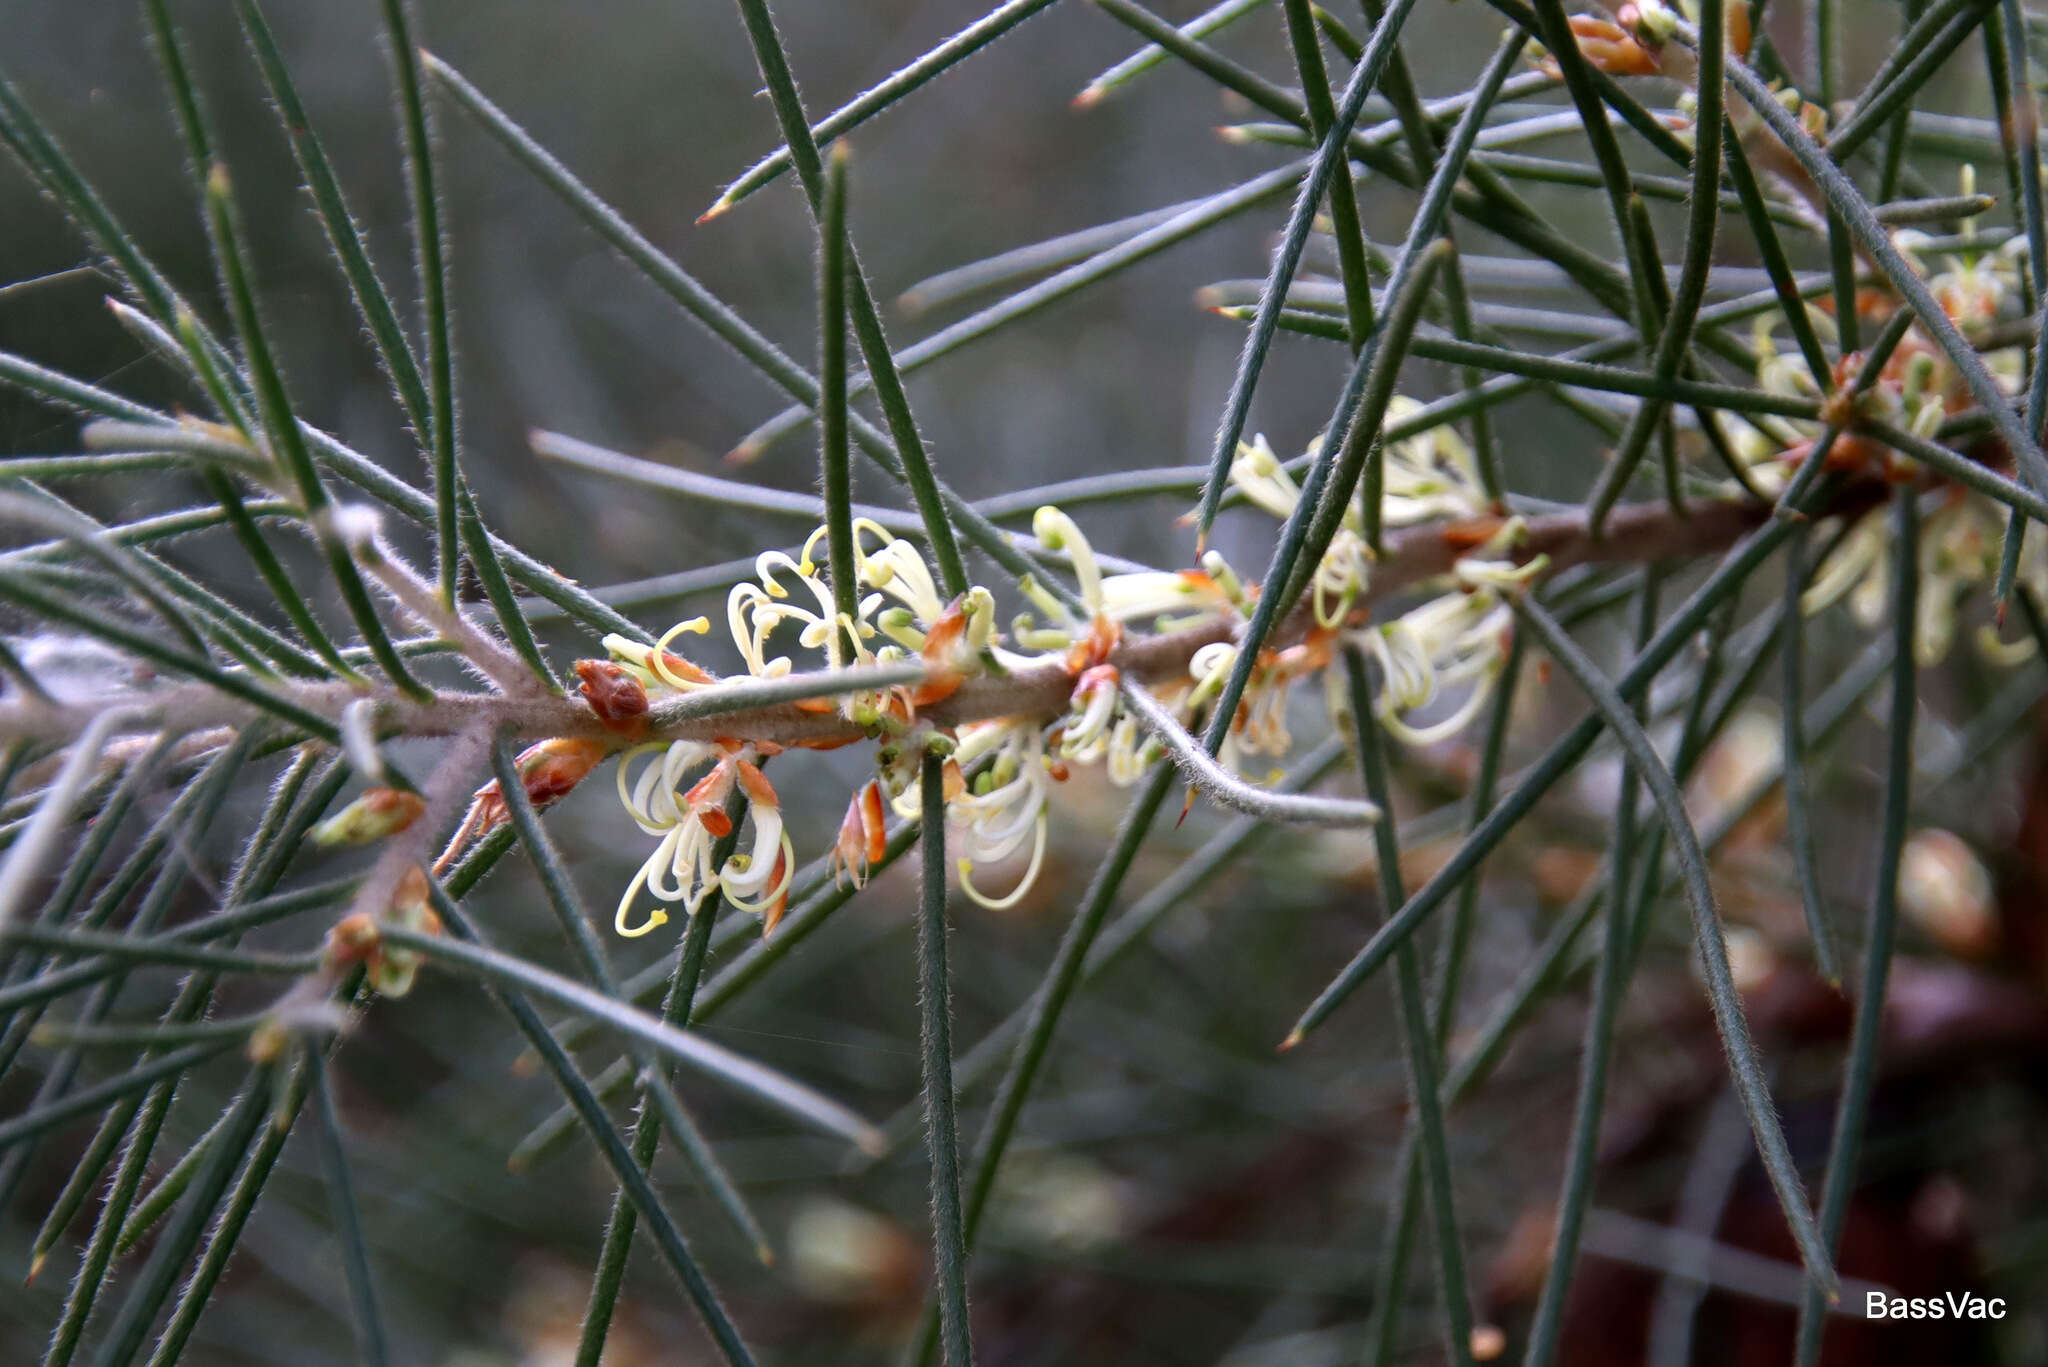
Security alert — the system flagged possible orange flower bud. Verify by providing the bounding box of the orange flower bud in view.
[911,600,972,707]
[831,780,889,889]
[1547,16,1661,77]
[1726,1,1753,59]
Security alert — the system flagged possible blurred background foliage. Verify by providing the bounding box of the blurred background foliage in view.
[3,2,2047,1365]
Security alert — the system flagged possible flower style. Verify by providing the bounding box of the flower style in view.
[1058,664,1121,766]
[1363,558,1538,746]
[614,743,793,936]
[602,618,716,694]
[1024,505,1232,648]
[945,720,1051,911]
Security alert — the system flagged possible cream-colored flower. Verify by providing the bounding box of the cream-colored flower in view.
[1804,499,2017,668]
[1361,580,1519,746]
[1380,397,1489,526]
[613,745,793,936]
[946,721,1051,910]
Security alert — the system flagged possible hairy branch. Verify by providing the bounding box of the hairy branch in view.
[0,485,1891,757]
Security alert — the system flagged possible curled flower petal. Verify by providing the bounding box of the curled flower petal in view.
[957,811,1049,911]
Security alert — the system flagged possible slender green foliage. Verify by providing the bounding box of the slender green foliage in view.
[729,0,969,599]
[820,147,858,642]
[1510,596,1836,1295]
[309,1052,391,1367]
[1343,648,1474,1367]
[916,756,975,1367]
[4,4,2044,1362]
[1792,487,1922,1364]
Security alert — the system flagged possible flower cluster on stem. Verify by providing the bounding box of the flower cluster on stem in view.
[1737,173,2044,667]
[439,390,1567,935]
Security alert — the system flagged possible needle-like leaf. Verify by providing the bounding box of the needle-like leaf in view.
[916,754,975,1367]
[1511,595,1837,1298]
[382,921,885,1152]
[1175,0,1426,540]
[1791,486,1920,1364]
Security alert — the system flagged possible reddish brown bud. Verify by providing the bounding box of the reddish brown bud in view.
[1440,516,1509,551]
[437,738,607,875]
[518,737,606,809]
[575,659,650,737]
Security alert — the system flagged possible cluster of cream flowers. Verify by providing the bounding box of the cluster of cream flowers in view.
[1736,172,2046,668]
[598,515,1226,931]
[598,401,1538,936]
[1226,413,1534,750]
